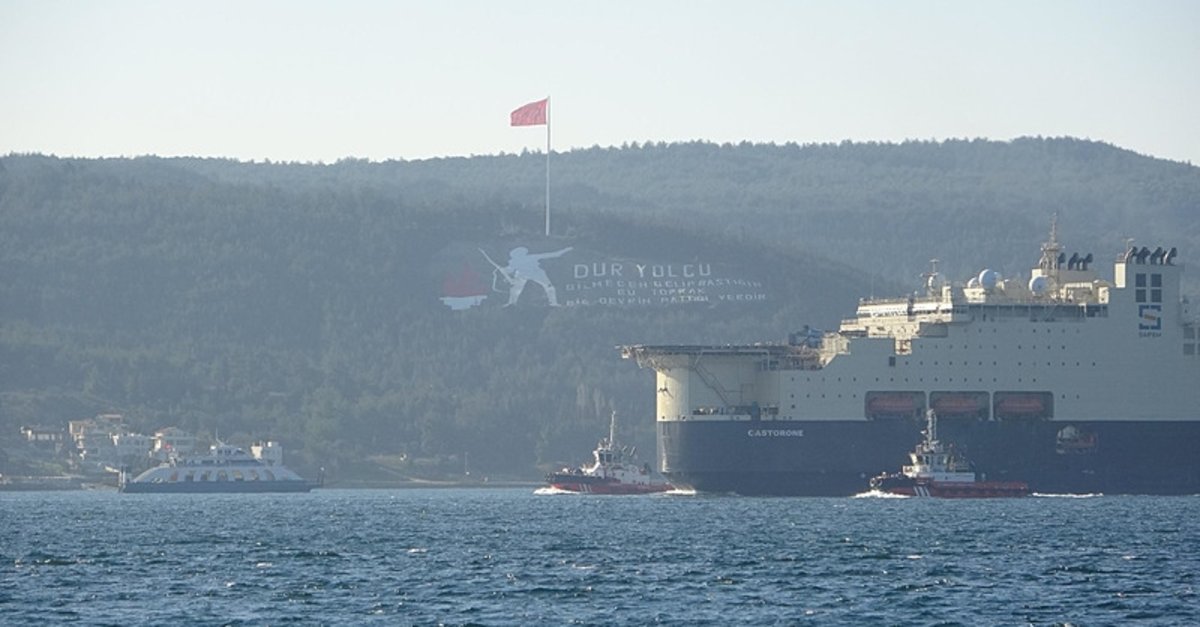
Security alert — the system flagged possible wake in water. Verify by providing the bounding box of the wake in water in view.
[1031,492,1104,498]
[853,489,909,499]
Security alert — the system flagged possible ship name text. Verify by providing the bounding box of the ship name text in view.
[747,429,805,438]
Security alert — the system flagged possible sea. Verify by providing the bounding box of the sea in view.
[2,489,1197,626]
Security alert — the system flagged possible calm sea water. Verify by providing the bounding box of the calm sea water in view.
[2,488,1197,625]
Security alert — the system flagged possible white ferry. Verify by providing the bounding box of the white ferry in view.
[120,442,318,493]
[621,222,1199,495]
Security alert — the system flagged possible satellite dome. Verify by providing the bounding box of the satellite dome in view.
[978,269,1000,290]
[967,277,980,288]
[1029,275,1049,295]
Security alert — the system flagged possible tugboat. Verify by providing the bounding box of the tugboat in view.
[545,412,673,494]
[869,410,1029,498]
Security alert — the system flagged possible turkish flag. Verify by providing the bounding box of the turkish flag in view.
[511,98,548,126]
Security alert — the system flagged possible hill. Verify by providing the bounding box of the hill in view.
[1,138,1197,481]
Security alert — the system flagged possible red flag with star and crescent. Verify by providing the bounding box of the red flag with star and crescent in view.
[510,98,548,126]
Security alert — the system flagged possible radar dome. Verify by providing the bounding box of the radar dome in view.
[1029,275,1049,295]
[978,269,1000,290]
[967,277,980,288]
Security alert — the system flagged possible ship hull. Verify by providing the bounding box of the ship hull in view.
[870,474,1029,498]
[546,473,672,495]
[658,419,1200,496]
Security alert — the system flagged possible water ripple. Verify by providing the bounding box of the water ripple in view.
[1,490,1197,625]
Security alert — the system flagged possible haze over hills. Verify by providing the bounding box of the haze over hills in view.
[1,137,1197,481]
[162,136,1199,285]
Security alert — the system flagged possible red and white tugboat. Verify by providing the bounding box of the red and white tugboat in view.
[545,412,673,494]
[870,410,1029,498]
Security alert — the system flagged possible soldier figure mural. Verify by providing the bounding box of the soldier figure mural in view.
[480,246,573,306]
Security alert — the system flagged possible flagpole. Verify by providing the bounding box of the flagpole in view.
[545,95,551,237]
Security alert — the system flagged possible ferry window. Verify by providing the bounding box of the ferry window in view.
[1151,274,1162,287]
[1136,289,1146,303]
[1151,289,1162,303]
[1136,273,1146,287]
[1186,327,1196,340]
[1186,344,1196,356]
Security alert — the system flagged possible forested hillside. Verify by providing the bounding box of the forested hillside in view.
[171,137,1200,287]
[2,138,1197,480]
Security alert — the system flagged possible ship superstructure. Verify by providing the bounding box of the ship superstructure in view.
[620,225,1199,495]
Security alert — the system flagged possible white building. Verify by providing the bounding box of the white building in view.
[112,433,153,463]
[152,427,197,460]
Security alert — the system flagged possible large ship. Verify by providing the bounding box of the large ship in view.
[620,224,1200,495]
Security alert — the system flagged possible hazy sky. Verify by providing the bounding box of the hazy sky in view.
[2,0,1197,164]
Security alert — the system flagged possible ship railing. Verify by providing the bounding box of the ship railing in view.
[774,346,824,370]
[691,360,735,406]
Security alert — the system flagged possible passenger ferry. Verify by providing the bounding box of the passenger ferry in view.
[120,441,318,493]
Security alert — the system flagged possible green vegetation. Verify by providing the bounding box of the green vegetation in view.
[2,139,1197,481]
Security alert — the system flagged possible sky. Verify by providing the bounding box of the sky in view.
[2,0,1198,165]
